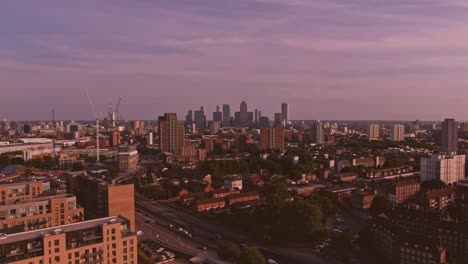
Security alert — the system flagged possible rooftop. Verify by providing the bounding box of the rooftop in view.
[0,216,130,246]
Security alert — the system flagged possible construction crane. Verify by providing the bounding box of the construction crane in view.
[85,89,101,163]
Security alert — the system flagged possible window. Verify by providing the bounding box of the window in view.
[54,240,59,246]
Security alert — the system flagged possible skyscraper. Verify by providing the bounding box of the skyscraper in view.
[185,110,193,126]
[368,124,380,140]
[274,113,283,127]
[213,105,223,123]
[441,118,458,154]
[281,103,289,126]
[390,124,405,141]
[222,104,231,127]
[158,113,185,154]
[260,127,284,152]
[194,106,207,132]
[239,101,248,127]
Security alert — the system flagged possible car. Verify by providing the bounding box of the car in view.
[333,229,342,233]
[144,220,150,224]
[156,248,164,253]
[267,259,278,264]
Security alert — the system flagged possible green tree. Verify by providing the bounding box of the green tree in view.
[421,179,446,190]
[239,246,266,264]
[331,233,353,262]
[218,242,241,261]
[72,162,85,171]
[0,154,10,169]
[370,195,393,217]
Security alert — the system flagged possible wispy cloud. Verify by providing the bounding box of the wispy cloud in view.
[0,0,467,120]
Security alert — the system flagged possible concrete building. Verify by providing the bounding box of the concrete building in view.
[421,154,466,184]
[0,216,137,264]
[441,118,458,154]
[158,113,185,155]
[368,124,380,140]
[0,194,84,232]
[66,173,136,232]
[118,145,138,172]
[259,127,284,152]
[390,124,405,141]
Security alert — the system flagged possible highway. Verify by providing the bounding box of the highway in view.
[135,193,329,264]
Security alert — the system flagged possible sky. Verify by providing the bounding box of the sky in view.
[1,0,468,121]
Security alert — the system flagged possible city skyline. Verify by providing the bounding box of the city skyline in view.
[1,1,468,120]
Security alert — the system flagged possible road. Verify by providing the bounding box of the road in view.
[136,193,329,264]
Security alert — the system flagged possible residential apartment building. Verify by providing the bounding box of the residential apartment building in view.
[259,127,284,152]
[420,154,466,184]
[0,216,137,264]
[66,173,136,232]
[0,194,84,232]
[390,124,405,141]
[367,124,380,140]
[0,182,50,204]
[117,145,138,172]
[158,113,185,155]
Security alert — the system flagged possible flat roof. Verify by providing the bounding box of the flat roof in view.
[4,194,75,206]
[0,216,128,245]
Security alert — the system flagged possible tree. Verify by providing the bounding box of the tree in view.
[331,233,353,262]
[370,195,393,217]
[0,154,10,169]
[239,246,266,264]
[421,179,446,190]
[218,242,241,261]
[72,162,84,171]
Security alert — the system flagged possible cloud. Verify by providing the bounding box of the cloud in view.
[0,0,467,120]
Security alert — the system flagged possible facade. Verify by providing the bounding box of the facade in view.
[281,103,289,126]
[390,124,405,141]
[118,145,138,172]
[224,175,243,191]
[66,173,136,232]
[273,113,282,128]
[368,217,446,264]
[147,132,153,145]
[158,113,185,155]
[0,182,50,204]
[259,127,284,152]
[388,178,420,204]
[213,106,223,123]
[194,106,207,132]
[420,154,466,184]
[222,104,231,127]
[441,118,458,154]
[110,131,121,147]
[311,121,324,144]
[0,194,84,232]
[0,216,137,264]
[239,101,249,127]
[368,124,380,140]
